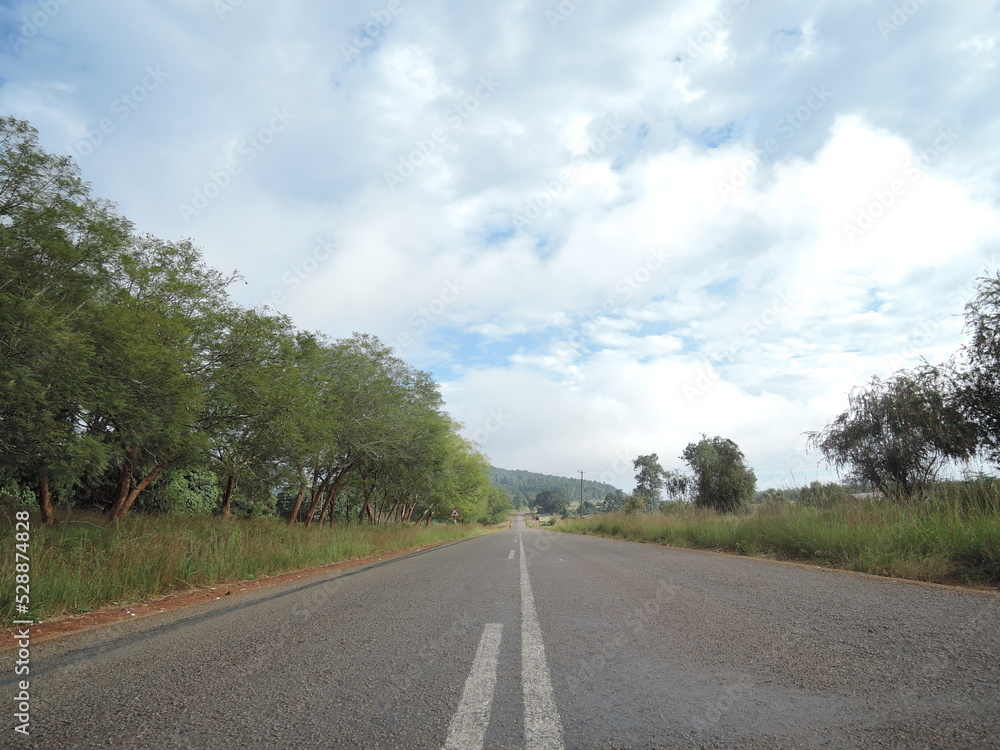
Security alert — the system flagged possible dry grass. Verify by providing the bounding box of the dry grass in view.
[559,481,1000,587]
[1,511,489,620]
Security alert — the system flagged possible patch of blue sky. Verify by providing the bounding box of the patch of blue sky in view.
[770,27,804,57]
[705,277,739,298]
[341,23,392,67]
[533,236,557,260]
[484,227,516,246]
[423,325,552,372]
[864,289,885,313]
[698,121,741,149]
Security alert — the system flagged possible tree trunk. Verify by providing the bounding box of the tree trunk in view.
[108,464,165,522]
[324,454,362,528]
[304,469,333,527]
[286,468,309,526]
[220,472,236,520]
[107,449,135,522]
[37,467,55,525]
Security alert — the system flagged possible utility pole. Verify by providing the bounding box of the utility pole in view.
[579,470,585,516]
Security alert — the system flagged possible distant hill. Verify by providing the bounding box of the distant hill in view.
[489,467,619,509]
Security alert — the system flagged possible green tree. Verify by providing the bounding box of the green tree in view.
[602,488,626,512]
[623,494,644,515]
[92,235,234,522]
[681,435,756,512]
[534,489,567,515]
[0,116,131,523]
[480,486,513,524]
[200,309,303,519]
[632,453,665,511]
[663,469,691,503]
[807,370,975,498]
[955,271,1000,465]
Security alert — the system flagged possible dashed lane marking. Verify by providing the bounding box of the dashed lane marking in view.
[443,623,503,750]
[519,536,565,750]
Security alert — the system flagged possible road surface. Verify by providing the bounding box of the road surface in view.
[4,515,999,748]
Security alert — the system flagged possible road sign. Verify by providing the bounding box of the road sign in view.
[450,508,459,518]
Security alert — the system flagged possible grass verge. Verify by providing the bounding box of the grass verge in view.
[2,511,490,621]
[559,489,1000,588]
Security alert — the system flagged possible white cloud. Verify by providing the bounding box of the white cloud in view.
[3,0,999,490]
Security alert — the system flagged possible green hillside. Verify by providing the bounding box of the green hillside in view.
[489,467,619,510]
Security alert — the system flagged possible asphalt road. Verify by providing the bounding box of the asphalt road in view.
[4,515,999,749]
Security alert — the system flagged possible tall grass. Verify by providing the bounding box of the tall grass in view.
[560,481,1000,587]
[1,512,488,621]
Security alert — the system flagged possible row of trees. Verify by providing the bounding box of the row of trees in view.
[603,436,757,514]
[0,116,510,526]
[808,272,1000,498]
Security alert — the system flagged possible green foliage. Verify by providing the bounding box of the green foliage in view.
[808,370,976,498]
[955,272,1000,466]
[0,116,492,526]
[560,483,1000,587]
[0,510,489,621]
[623,494,644,515]
[681,435,756,512]
[797,481,854,507]
[479,486,514,525]
[602,489,627,512]
[0,477,35,507]
[663,469,691,503]
[534,489,568,515]
[489,467,617,508]
[632,453,665,511]
[137,469,219,516]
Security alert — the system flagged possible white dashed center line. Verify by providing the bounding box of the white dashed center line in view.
[443,623,503,750]
[519,536,565,750]
[508,550,515,560]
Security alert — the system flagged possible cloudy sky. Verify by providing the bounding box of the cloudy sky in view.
[3,0,999,489]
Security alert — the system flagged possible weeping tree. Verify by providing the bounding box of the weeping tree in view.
[807,369,976,499]
[953,272,1000,466]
